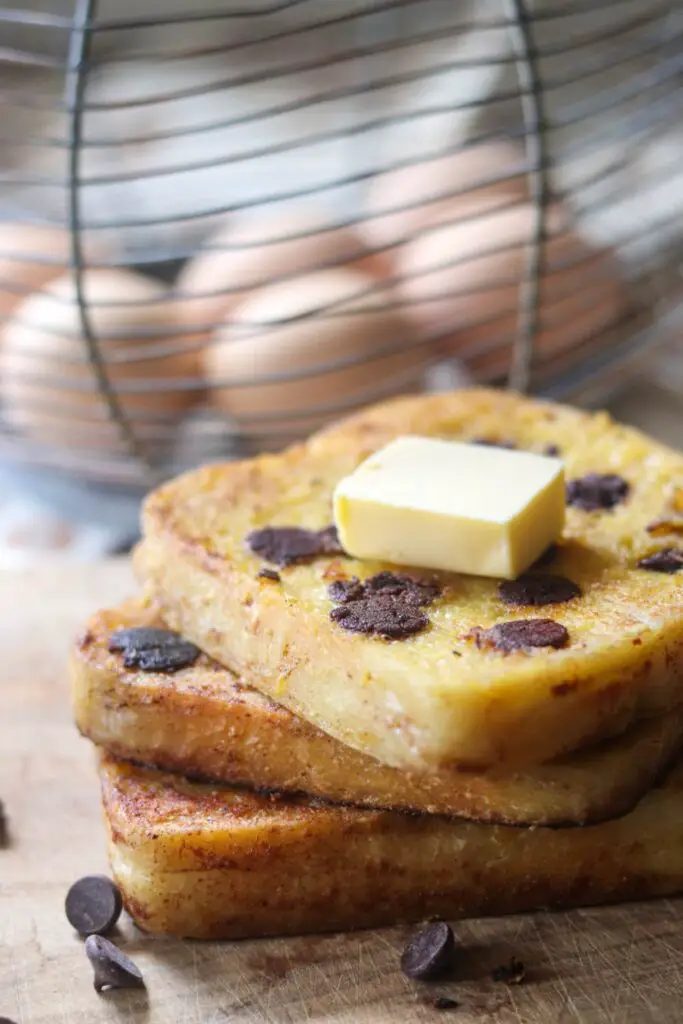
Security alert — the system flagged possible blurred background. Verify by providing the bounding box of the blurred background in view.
[1,0,683,565]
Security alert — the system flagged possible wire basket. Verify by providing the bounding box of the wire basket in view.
[1,0,683,495]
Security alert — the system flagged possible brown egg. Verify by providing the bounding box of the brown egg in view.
[177,210,389,335]
[204,267,428,445]
[362,142,529,254]
[0,223,88,322]
[397,200,627,378]
[1,268,202,454]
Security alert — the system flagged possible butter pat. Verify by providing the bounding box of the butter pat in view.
[334,436,565,579]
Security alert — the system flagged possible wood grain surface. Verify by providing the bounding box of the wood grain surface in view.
[3,561,683,1024]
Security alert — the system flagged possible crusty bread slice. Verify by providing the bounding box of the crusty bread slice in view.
[137,388,683,771]
[102,750,683,940]
[74,597,683,826]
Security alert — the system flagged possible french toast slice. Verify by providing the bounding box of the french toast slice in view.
[74,597,683,826]
[102,750,683,940]
[137,388,683,771]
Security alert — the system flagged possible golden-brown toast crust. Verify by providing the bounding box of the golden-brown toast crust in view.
[138,389,683,770]
[74,598,683,826]
[102,752,683,940]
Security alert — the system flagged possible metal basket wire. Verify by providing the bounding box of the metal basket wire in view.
[1,0,682,493]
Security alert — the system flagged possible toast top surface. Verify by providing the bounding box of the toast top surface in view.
[142,390,683,701]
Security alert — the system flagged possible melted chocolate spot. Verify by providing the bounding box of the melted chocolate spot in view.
[566,474,630,512]
[498,573,581,607]
[246,525,344,567]
[471,619,569,652]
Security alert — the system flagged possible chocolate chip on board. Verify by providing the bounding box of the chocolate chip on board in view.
[498,573,581,607]
[401,921,456,981]
[0,1017,19,1024]
[65,876,123,937]
[108,627,200,673]
[472,619,569,653]
[330,597,429,639]
[637,548,683,574]
[246,524,344,567]
[492,957,526,985]
[566,473,630,512]
[85,935,145,993]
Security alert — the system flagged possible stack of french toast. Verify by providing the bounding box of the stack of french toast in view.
[70,389,683,940]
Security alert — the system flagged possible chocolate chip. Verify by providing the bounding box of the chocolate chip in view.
[472,619,569,652]
[85,935,145,993]
[637,548,683,573]
[532,543,559,568]
[362,571,440,606]
[65,876,122,937]
[433,996,459,1011]
[257,568,281,582]
[401,922,455,981]
[0,1018,18,1023]
[492,957,526,985]
[330,597,428,639]
[471,437,516,450]
[498,573,581,607]
[566,473,630,512]
[246,524,344,567]
[108,627,200,673]
[329,572,439,607]
[544,444,561,457]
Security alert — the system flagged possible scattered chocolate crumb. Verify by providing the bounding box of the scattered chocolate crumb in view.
[637,548,683,574]
[246,525,345,566]
[492,957,526,985]
[646,518,683,537]
[108,627,200,673]
[471,437,517,450]
[257,568,281,582]
[433,996,460,1011]
[85,935,145,993]
[544,444,561,457]
[401,922,456,980]
[566,473,630,512]
[532,543,559,569]
[498,573,581,607]
[330,598,428,639]
[471,619,569,653]
[452,649,462,657]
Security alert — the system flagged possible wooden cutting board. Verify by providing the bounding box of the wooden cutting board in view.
[2,561,683,1024]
